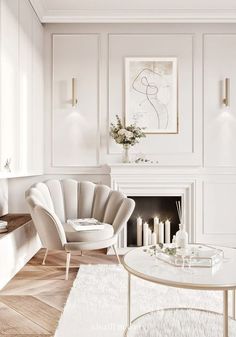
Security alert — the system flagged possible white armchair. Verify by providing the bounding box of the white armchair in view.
[25,179,135,279]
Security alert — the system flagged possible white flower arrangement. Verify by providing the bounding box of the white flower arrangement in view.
[110,115,146,146]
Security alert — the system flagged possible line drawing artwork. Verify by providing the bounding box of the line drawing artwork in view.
[125,58,178,134]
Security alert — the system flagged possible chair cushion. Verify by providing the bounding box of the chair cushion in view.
[63,222,114,243]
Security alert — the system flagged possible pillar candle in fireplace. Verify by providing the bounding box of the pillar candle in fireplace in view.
[148,228,152,245]
[151,232,157,245]
[165,219,171,244]
[143,222,149,246]
[154,217,159,242]
[136,217,142,246]
[159,222,164,244]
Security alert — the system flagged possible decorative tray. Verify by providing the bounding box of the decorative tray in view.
[145,244,224,268]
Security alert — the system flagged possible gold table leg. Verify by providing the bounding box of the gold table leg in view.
[233,290,236,320]
[128,273,131,327]
[223,290,229,337]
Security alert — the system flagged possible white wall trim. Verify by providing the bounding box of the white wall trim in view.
[28,6,236,23]
[29,0,45,22]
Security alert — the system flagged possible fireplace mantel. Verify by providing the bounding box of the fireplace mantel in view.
[105,163,200,175]
[106,164,196,249]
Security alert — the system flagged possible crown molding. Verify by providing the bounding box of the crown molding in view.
[29,0,45,22]
[28,4,236,23]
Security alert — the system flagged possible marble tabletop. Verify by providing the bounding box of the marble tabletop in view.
[123,245,236,290]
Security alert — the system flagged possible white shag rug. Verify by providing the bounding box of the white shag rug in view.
[54,265,236,337]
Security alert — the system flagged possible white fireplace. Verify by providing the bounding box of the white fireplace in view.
[106,164,196,250]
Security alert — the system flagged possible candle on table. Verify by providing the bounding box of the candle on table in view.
[153,216,159,242]
[148,228,152,245]
[151,232,157,245]
[136,217,142,246]
[143,222,149,246]
[158,221,164,244]
[165,219,171,244]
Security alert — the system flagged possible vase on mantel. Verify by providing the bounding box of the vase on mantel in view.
[122,144,130,163]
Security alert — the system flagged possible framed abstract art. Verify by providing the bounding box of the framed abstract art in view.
[125,57,178,134]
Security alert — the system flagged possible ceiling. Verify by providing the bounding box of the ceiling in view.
[29,0,236,23]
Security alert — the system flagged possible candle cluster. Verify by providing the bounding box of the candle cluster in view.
[136,216,171,246]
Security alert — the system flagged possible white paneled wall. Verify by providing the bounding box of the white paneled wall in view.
[42,23,236,247]
[0,0,44,176]
[3,21,236,247]
[44,24,205,170]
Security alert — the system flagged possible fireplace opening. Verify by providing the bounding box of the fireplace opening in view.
[127,196,181,247]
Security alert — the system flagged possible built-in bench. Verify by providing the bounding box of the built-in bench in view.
[0,214,41,289]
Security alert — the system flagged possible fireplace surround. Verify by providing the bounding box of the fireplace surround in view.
[107,164,196,251]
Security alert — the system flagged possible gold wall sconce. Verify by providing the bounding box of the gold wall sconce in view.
[72,77,78,107]
[223,78,230,107]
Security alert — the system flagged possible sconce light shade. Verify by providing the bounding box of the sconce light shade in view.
[223,78,230,107]
[72,77,78,107]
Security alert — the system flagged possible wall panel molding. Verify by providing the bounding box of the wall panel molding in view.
[203,33,236,168]
[51,33,101,168]
[202,180,236,244]
[107,33,201,166]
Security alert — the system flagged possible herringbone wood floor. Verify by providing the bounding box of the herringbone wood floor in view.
[0,249,117,337]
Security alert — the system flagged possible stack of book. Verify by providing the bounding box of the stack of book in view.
[0,221,8,233]
[67,218,105,231]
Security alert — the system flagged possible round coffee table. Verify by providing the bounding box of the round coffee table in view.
[123,245,236,337]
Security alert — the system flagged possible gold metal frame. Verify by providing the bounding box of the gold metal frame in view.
[124,307,235,337]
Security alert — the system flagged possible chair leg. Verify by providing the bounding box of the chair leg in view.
[42,248,48,265]
[112,245,121,265]
[233,289,236,320]
[65,251,71,280]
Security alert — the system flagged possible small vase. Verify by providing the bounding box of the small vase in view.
[122,144,130,163]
